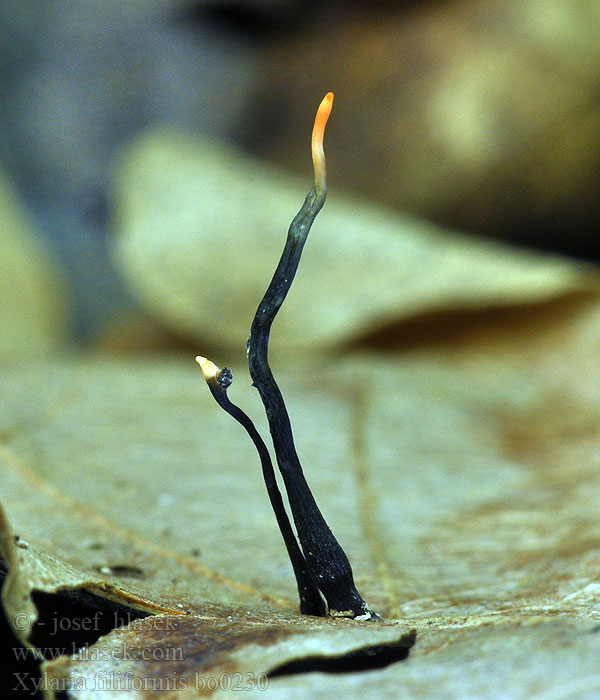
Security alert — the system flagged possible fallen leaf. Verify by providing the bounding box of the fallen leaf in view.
[0,357,414,699]
[0,166,70,360]
[109,131,596,352]
[1,288,600,697]
[43,614,414,699]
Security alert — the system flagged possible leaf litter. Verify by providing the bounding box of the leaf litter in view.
[2,291,600,697]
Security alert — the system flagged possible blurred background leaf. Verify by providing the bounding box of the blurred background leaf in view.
[247,0,600,257]
[111,129,596,353]
[0,166,70,360]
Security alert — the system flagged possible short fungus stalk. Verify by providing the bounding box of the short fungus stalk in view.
[197,93,378,621]
[196,355,326,616]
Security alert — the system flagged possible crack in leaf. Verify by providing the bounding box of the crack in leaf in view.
[268,631,416,676]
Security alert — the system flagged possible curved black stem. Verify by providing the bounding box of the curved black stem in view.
[246,186,376,619]
[197,95,378,620]
[205,368,326,616]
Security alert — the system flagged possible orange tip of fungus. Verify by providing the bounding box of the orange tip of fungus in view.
[311,92,333,189]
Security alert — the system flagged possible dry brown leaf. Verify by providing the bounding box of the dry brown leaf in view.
[109,131,596,352]
[1,285,600,698]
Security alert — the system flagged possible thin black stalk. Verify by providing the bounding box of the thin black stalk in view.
[246,94,377,620]
[196,357,326,616]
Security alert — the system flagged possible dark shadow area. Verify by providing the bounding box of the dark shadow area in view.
[350,291,598,353]
[0,559,43,698]
[269,629,416,677]
[174,0,308,40]
[0,557,149,698]
[30,589,149,653]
